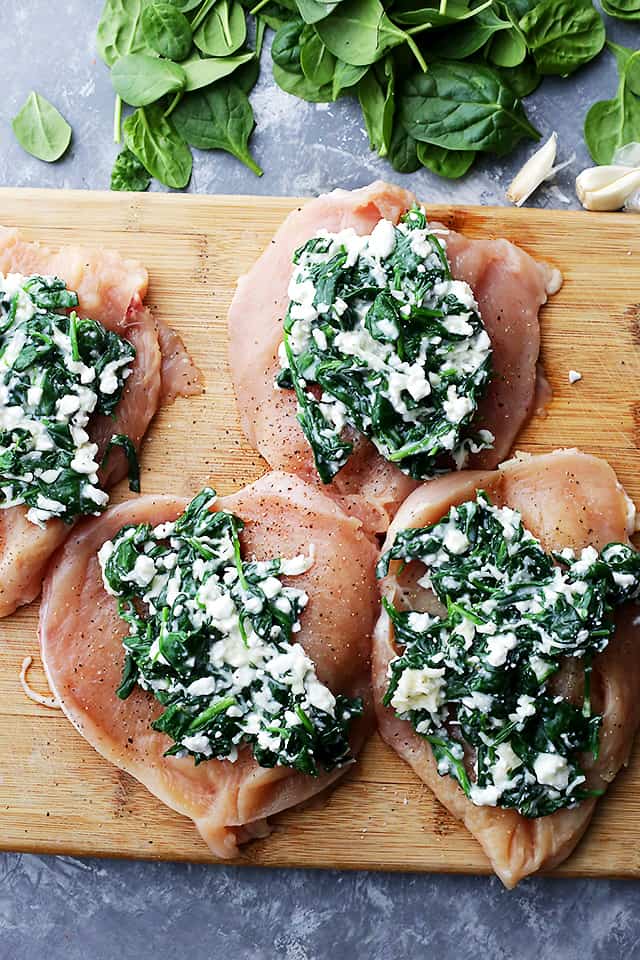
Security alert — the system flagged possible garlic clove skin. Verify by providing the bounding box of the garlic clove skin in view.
[576,165,640,211]
[507,132,558,207]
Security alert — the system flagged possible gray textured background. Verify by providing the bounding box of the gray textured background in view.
[1,3,640,958]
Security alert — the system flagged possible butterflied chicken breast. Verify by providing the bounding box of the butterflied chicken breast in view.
[373,449,640,887]
[228,182,559,536]
[40,472,377,858]
[0,229,201,618]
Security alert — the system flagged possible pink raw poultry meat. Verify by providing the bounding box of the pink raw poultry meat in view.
[0,228,201,617]
[40,471,377,857]
[228,181,560,536]
[373,449,640,887]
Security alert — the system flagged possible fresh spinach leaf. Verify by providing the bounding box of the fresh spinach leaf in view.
[182,52,255,91]
[168,0,202,9]
[417,141,476,178]
[234,17,266,92]
[97,0,151,66]
[12,92,72,163]
[518,0,605,76]
[431,6,510,59]
[271,19,305,72]
[358,58,394,156]
[273,62,334,100]
[331,59,368,99]
[584,43,640,164]
[492,56,541,98]
[295,0,342,23]
[194,0,247,56]
[124,103,192,187]
[141,1,193,60]
[110,147,152,190]
[315,0,408,68]
[387,125,421,172]
[300,30,337,86]
[486,26,527,68]
[399,60,539,155]
[601,0,640,19]
[172,81,263,174]
[111,53,186,106]
[392,0,493,27]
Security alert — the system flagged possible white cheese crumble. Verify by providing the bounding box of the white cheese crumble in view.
[390,666,446,716]
[469,742,522,807]
[568,370,582,384]
[533,752,570,790]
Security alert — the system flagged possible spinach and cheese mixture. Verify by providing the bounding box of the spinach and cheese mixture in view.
[98,488,361,774]
[276,206,493,484]
[0,272,137,526]
[377,493,640,818]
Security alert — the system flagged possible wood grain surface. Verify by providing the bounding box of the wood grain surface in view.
[1,187,640,880]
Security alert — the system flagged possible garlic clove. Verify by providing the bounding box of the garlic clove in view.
[576,165,640,211]
[507,132,558,207]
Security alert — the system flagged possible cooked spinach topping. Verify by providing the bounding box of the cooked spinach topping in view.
[99,488,361,774]
[276,206,493,484]
[0,273,136,526]
[377,492,640,818]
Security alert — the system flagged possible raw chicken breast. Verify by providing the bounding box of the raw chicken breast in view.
[373,449,640,887]
[0,229,201,618]
[40,472,377,858]
[228,182,559,535]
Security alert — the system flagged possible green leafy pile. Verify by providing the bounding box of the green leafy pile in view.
[97,0,265,189]
[95,0,610,190]
[277,205,492,483]
[0,275,138,524]
[100,487,362,775]
[378,492,640,817]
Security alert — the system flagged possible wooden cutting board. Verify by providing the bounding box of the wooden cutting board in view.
[2,187,640,881]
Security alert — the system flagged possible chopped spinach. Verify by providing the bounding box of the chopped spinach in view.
[99,487,362,774]
[277,204,493,484]
[378,492,640,817]
[0,274,136,526]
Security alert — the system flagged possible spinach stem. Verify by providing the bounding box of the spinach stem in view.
[191,0,217,30]
[255,15,266,58]
[68,312,80,361]
[439,0,448,14]
[405,32,428,73]
[239,151,264,177]
[249,0,271,14]
[164,93,183,119]
[220,4,233,47]
[113,95,122,144]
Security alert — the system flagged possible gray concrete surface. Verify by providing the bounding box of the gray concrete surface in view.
[1,3,640,958]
